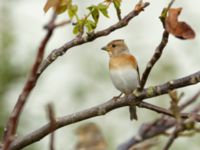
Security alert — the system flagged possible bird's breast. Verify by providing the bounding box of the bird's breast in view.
[109,67,138,94]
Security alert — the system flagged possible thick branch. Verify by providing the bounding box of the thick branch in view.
[37,2,150,74]
[2,13,57,150]
[2,2,149,150]
[10,71,200,150]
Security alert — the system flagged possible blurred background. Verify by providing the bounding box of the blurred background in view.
[0,0,200,149]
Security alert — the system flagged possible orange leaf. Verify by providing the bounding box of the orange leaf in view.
[43,0,70,14]
[165,8,195,39]
[44,0,57,13]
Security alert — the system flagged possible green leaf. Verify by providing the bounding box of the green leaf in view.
[68,4,78,19]
[73,24,80,34]
[85,19,96,32]
[87,5,99,24]
[56,0,71,14]
[91,8,99,23]
[98,3,107,9]
[73,19,84,34]
[87,5,95,12]
[56,5,68,14]
[98,3,109,18]
[160,8,167,19]
[113,0,121,9]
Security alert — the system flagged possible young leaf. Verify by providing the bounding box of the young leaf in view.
[165,8,195,39]
[56,5,68,14]
[73,24,80,34]
[43,0,71,14]
[68,4,78,19]
[98,3,109,18]
[113,0,122,9]
[92,8,99,23]
[85,19,96,32]
[73,20,84,34]
[87,5,100,24]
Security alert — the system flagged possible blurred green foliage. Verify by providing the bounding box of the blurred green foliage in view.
[44,0,120,34]
[0,1,22,139]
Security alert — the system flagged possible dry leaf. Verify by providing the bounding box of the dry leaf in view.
[165,8,195,39]
[44,0,57,13]
[43,0,70,14]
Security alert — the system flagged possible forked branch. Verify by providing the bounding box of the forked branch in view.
[9,71,200,150]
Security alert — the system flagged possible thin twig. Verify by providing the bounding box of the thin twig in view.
[118,116,175,150]
[163,123,182,150]
[163,90,200,150]
[140,30,169,89]
[139,101,200,121]
[46,104,56,150]
[180,90,200,110]
[2,12,57,150]
[163,112,200,150]
[37,1,150,74]
[9,71,200,150]
[118,102,200,150]
[116,8,122,20]
[140,0,176,89]
[44,20,71,30]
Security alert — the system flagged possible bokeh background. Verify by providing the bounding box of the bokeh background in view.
[0,0,200,149]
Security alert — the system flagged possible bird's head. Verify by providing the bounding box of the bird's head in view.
[101,39,129,57]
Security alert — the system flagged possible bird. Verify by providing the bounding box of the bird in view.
[75,122,107,150]
[101,39,140,120]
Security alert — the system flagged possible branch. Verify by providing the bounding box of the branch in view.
[2,12,57,150]
[138,101,199,120]
[117,116,176,150]
[163,105,200,150]
[10,71,200,150]
[118,91,200,150]
[37,1,150,74]
[140,0,176,89]
[118,104,200,150]
[140,30,169,89]
[180,90,200,110]
[1,2,149,149]
[46,104,56,150]
[163,123,182,150]
[44,20,71,30]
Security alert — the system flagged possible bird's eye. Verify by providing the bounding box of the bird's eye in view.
[112,44,116,48]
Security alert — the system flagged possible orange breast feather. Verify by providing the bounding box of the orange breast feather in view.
[109,54,138,70]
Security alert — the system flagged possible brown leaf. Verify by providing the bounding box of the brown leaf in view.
[43,0,70,14]
[165,8,195,39]
[44,0,57,13]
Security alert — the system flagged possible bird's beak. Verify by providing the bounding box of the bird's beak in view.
[101,46,107,51]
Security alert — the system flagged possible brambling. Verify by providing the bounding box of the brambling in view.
[102,39,140,120]
[75,123,107,150]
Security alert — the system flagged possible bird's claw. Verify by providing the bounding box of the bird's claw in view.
[113,93,123,102]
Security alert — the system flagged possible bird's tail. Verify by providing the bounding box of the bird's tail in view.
[129,104,138,120]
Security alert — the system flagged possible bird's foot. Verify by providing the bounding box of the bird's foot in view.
[113,93,123,102]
